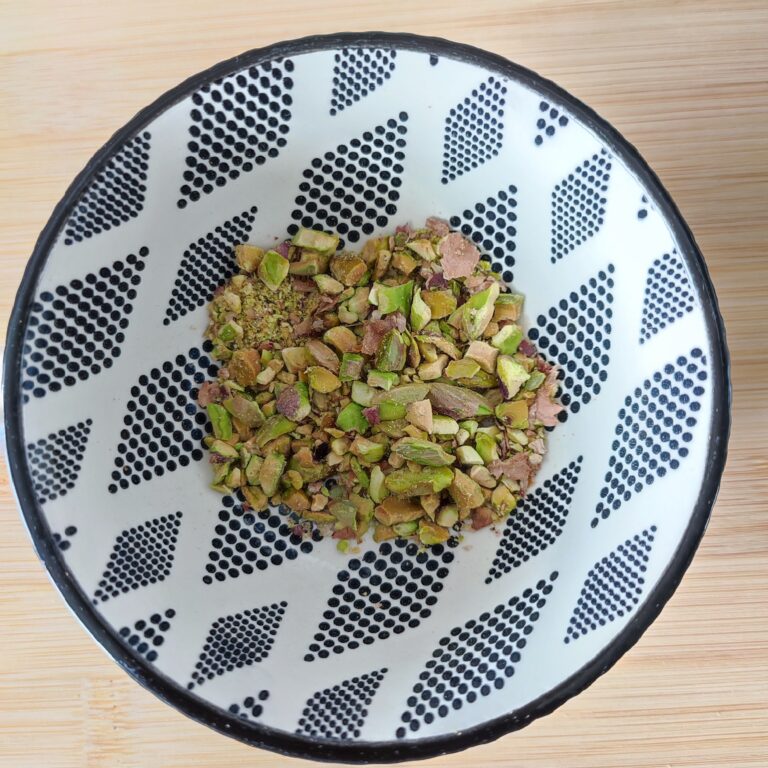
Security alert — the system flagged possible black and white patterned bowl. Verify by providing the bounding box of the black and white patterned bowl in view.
[3,33,730,762]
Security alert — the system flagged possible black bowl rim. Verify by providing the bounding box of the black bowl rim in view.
[3,31,731,763]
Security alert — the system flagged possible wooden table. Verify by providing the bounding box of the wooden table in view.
[1,1,766,766]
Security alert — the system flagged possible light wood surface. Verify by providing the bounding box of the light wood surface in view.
[1,1,767,766]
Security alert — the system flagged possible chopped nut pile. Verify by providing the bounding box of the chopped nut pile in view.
[200,220,564,549]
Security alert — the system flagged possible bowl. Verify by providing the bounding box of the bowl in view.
[3,32,729,762]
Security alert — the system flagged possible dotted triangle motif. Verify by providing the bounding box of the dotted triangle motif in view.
[164,206,257,325]
[287,113,408,247]
[178,60,294,208]
[593,348,707,527]
[449,184,517,283]
[527,265,615,417]
[21,250,148,403]
[109,345,217,494]
[118,608,176,663]
[550,149,611,263]
[188,601,286,689]
[486,458,582,582]
[330,48,396,115]
[441,77,506,185]
[52,526,78,552]
[396,573,558,738]
[93,512,182,604]
[228,691,270,721]
[564,527,656,643]
[639,250,695,343]
[305,539,454,662]
[204,499,323,584]
[64,132,150,245]
[27,419,92,504]
[297,668,388,740]
[534,100,569,145]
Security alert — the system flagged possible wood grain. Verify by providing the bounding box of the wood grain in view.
[1,1,767,766]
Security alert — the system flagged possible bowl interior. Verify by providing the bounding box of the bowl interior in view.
[7,34,725,761]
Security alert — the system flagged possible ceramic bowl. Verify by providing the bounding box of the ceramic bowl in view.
[4,33,729,762]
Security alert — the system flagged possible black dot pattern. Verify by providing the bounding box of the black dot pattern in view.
[330,48,396,115]
[304,539,454,662]
[164,206,257,325]
[395,573,558,738]
[64,132,150,245]
[637,193,650,220]
[527,266,615,418]
[52,525,78,552]
[639,250,695,343]
[108,345,216,493]
[441,77,506,185]
[297,668,387,740]
[564,527,656,643]
[550,149,611,263]
[203,499,322,584]
[93,512,182,603]
[118,608,176,663]
[288,113,408,247]
[21,250,148,403]
[449,184,517,283]
[188,601,286,689]
[593,348,707,527]
[179,59,294,208]
[228,690,270,721]
[27,420,92,504]
[486,458,582,582]
[534,100,569,145]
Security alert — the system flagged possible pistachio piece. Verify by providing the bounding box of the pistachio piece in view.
[207,403,233,440]
[314,274,345,295]
[210,439,238,459]
[496,356,530,399]
[418,519,450,545]
[393,437,455,467]
[289,448,330,483]
[384,466,454,496]
[431,415,459,435]
[493,293,524,323]
[336,402,369,434]
[456,445,484,466]
[471,506,494,530]
[255,366,276,385]
[283,488,310,512]
[329,499,358,530]
[475,431,500,463]
[392,249,419,275]
[307,366,341,393]
[234,244,264,272]
[420,493,441,519]
[374,497,424,525]
[276,382,311,421]
[406,239,438,261]
[351,380,376,406]
[375,330,407,372]
[435,505,459,528]
[350,436,386,463]
[449,468,485,511]
[224,395,265,427]
[281,346,311,373]
[428,382,493,419]
[291,227,340,254]
[418,354,449,381]
[244,455,263,485]
[330,252,368,286]
[376,281,414,316]
[459,419,478,437]
[421,289,456,320]
[255,415,297,448]
[410,287,432,332]
[242,485,269,511]
[258,452,287,497]
[348,286,371,317]
[465,340,499,373]
[306,339,340,374]
[369,465,389,503]
[257,249,289,291]
[229,348,261,387]
[373,249,392,280]
[445,358,481,380]
[461,283,500,339]
[339,353,365,382]
[323,326,359,354]
[491,483,517,515]
[491,324,523,355]
[469,465,497,489]
[405,399,433,433]
[455,428,470,446]
[375,382,431,405]
[495,400,529,428]
[373,523,397,542]
[379,401,407,421]
[367,370,399,390]
[524,370,546,390]
[375,418,408,439]
[289,252,329,276]
[283,469,303,489]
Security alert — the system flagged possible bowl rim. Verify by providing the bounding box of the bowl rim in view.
[3,31,731,763]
